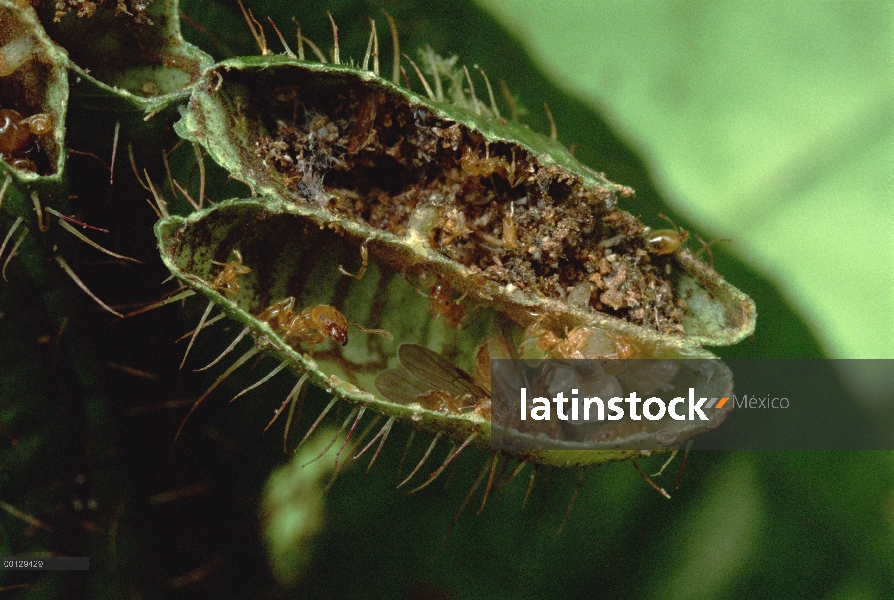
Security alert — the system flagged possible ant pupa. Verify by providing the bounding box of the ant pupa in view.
[0,35,38,77]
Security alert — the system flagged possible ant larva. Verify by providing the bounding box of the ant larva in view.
[259,297,392,354]
[210,250,251,295]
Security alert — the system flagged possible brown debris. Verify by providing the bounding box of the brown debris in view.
[244,69,685,333]
[52,0,153,23]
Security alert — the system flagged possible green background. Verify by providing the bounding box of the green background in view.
[479,0,893,363]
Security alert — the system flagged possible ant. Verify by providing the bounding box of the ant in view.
[211,250,251,295]
[405,274,473,329]
[521,318,644,360]
[428,282,470,329]
[643,214,728,268]
[643,214,689,256]
[460,144,522,188]
[259,297,392,354]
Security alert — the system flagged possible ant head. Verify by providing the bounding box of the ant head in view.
[316,308,349,345]
[326,321,349,345]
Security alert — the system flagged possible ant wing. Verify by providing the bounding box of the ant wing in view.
[375,364,434,405]
[396,343,490,405]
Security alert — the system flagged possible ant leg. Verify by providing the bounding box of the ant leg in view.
[338,242,369,280]
[694,234,731,268]
[348,322,393,340]
[301,330,327,356]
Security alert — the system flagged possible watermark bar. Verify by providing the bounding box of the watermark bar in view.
[490,359,894,451]
[1,557,89,570]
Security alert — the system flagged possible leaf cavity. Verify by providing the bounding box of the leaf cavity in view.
[198,63,689,334]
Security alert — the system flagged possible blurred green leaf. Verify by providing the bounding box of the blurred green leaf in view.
[476,0,894,361]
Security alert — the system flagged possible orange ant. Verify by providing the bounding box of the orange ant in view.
[643,214,689,256]
[259,297,392,354]
[404,273,472,329]
[410,277,477,329]
[171,250,249,371]
[211,250,251,295]
[643,214,729,267]
[460,144,522,188]
[428,282,471,329]
[501,202,519,250]
[521,319,643,360]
